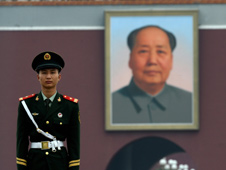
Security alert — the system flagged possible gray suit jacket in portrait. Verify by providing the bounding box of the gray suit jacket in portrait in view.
[112,79,192,124]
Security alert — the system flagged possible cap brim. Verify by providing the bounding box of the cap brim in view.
[35,63,62,71]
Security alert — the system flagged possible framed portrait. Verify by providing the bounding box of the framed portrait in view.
[105,10,199,130]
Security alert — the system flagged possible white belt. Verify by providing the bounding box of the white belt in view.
[31,141,64,152]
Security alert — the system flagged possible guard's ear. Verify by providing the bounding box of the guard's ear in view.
[37,74,40,81]
[58,74,61,81]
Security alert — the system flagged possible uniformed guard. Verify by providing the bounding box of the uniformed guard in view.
[16,51,80,170]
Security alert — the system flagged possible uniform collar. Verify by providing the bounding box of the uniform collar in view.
[41,91,57,102]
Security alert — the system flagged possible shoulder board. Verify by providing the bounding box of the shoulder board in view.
[63,95,79,103]
[19,94,36,101]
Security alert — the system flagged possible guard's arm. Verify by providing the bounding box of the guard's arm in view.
[67,103,80,170]
[16,102,29,170]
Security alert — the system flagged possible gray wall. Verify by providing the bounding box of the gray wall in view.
[1,4,226,28]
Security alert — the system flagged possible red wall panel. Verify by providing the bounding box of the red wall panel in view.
[0,29,225,170]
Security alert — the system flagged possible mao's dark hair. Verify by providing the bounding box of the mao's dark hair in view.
[127,25,176,51]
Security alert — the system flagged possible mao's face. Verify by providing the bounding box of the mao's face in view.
[129,27,173,89]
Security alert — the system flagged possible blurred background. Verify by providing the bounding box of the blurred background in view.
[1,1,226,169]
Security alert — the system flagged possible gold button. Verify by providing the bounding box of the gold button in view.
[45,152,49,155]
[60,122,62,125]
[46,121,49,124]
[46,132,48,134]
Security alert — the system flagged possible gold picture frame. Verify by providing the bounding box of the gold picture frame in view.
[105,10,199,130]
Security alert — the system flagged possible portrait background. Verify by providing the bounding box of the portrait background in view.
[110,16,194,93]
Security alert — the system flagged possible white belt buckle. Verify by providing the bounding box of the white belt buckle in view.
[41,141,50,150]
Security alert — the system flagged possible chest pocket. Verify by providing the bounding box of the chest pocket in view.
[53,118,69,126]
[27,112,43,125]
[53,118,69,137]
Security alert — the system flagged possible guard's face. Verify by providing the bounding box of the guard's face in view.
[37,68,61,89]
[129,27,173,92]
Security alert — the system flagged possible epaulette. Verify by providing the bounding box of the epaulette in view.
[63,95,79,103]
[19,94,36,101]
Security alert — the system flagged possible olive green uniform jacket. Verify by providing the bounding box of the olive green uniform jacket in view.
[16,92,80,170]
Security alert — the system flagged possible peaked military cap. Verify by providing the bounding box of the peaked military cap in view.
[32,51,65,72]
